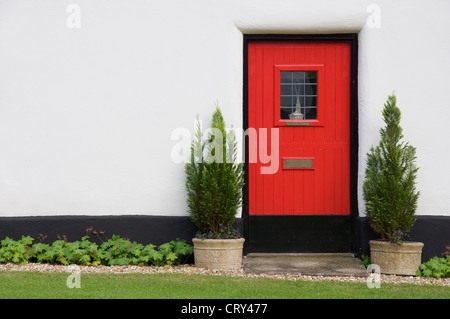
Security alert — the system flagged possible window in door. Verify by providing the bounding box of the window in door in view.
[280,71,317,120]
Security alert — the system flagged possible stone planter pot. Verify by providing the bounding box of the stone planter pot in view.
[192,238,245,271]
[369,240,424,276]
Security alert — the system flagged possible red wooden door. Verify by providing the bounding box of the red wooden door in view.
[248,40,351,216]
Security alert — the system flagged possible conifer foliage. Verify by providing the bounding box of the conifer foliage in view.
[185,106,244,238]
[363,94,420,243]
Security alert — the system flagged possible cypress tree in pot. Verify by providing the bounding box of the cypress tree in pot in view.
[363,93,423,275]
[185,106,245,270]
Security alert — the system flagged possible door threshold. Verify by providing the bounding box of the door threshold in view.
[244,252,367,276]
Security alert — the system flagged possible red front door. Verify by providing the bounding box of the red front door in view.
[248,40,351,217]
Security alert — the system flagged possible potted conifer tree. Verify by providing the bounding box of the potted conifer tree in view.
[363,93,423,275]
[185,106,245,270]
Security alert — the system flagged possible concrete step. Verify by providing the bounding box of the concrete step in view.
[243,253,368,277]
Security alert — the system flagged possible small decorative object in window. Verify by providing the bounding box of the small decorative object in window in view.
[289,88,304,120]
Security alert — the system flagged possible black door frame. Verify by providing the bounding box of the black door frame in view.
[242,34,359,254]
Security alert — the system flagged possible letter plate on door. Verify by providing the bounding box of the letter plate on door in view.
[283,158,314,169]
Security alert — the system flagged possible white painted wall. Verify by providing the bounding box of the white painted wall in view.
[0,0,448,217]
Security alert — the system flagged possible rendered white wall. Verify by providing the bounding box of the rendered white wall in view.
[0,0,448,217]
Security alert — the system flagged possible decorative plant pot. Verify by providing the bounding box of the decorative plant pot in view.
[369,240,424,275]
[192,238,245,271]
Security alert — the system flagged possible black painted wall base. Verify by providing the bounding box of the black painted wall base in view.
[0,215,448,262]
[247,215,353,253]
[0,215,201,246]
[0,215,244,247]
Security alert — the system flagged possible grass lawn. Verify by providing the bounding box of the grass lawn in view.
[0,271,449,299]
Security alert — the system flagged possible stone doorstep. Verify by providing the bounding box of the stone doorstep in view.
[243,253,369,277]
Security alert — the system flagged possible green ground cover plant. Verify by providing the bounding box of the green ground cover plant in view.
[417,256,450,278]
[416,246,450,278]
[0,231,193,267]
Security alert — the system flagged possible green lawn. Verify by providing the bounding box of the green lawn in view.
[0,271,449,299]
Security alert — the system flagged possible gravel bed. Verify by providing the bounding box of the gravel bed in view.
[1,263,449,287]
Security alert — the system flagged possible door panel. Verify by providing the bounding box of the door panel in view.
[248,41,351,216]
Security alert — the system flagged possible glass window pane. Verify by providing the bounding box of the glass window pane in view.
[280,96,293,107]
[304,84,317,96]
[292,72,305,83]
[280,85,292,95]
[280,108,291,120]
[280,72,292,83]
[280,71,318,120]
[293,84,304,96]
[304,108,317,120]
[304,96,317,107]
[305,71,317,83]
